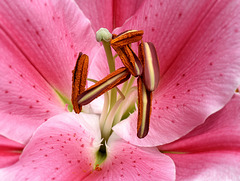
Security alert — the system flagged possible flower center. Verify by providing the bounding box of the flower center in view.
[71,28,160,167]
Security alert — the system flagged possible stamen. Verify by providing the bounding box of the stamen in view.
[113,87,137,126]
[99,92,110,130]
[71,52,89,113]
[112,45,143,77]
[139,42,160,91]
[137,77,152,138]
[111,30,144,47]
[102,97,124,140]
[77,68,130,105]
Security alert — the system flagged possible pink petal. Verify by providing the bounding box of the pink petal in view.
[114,0,240,146]
[0,0,99,99]
[0,29,65,144]
[85,133,175,181]
[166,151,240,181]
[75,0,145,32]
[159,94,240,152]
[0,113,102,181]
[88,46,125,81]
[0,136,24,168]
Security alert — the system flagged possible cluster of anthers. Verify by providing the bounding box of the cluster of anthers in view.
[71,28,160,140]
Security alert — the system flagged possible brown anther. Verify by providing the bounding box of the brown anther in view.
[139,42,160,91]
[111,30,144,47]
[112,45,143,77]
[71,52,89,113]
[137,77,152,138]
[112,34,117,39]
[78,67,131,105]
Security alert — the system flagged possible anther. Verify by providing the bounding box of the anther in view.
[78,68,131,105]
[111,30,144,47]
[113,45,143,77]
[137,77,152,138]
[71,52,89,113]
[139,42,160,91]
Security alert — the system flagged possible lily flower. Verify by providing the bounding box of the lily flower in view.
[0,0,240,180]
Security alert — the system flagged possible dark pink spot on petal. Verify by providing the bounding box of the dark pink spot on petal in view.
[178,13,182,18]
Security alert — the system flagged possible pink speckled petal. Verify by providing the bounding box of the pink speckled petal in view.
[0,136,23,168]
[0,113,101,181]
[0,29,65,144]
[166,151,240,181]
[113,0,240,146]
[159,94,240,152]
[0,0,99,99]
[75,0,145,32]
[85,133,175,181]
